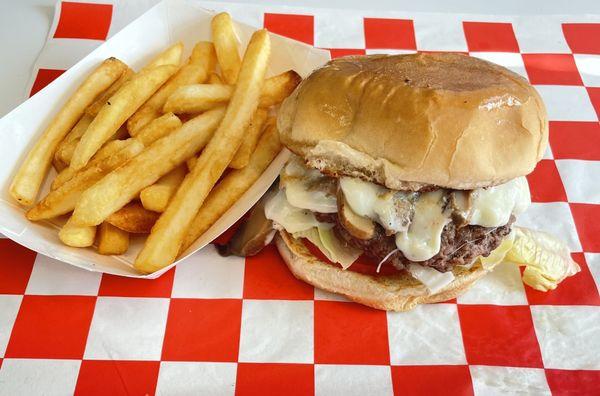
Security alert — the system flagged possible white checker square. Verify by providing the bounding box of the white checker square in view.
[516,202,582,252]
[239,300,313,363]
[512,18,571,53]
[25,254,101,296]
[574,54,600,87]
[414,16,468,52]
[172,244,244,298]
[314,287,349,302]
[0,359,80,396]
[470,52,527,78]
[457,262,528,305]
[156,362,236,396]
[387,304,466,365]
[556,160,600,204]
[366,49,417,56]
[543,144,554,160]
[534,85,598,121]
[84,297,169,360]
[585,253,600,292]
[315,364,393,396]
[0,295,22,357]
[315,11,365,49]
[470,365,551,396]
[531,305,600,369]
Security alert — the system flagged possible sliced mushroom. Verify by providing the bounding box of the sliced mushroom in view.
[337,186,376,240]
[448,190,473,227]
[217,193,276,257]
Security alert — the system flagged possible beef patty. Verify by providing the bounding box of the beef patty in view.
[315,212,513,273]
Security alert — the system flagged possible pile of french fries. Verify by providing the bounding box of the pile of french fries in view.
[10,13,299,274]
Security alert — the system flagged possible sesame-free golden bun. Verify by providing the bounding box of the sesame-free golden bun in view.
[277,52,548,191]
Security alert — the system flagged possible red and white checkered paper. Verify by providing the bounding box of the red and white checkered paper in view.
[1,1,600,394]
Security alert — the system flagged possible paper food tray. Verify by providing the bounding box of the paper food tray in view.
[0,0,330,278]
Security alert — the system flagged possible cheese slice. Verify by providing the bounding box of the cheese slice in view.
[395,190,451,261]
[339,177,413,233]
[281,157,337,213]
[264,189,331,233]
[407,264,455,294]
[469,177,530,227]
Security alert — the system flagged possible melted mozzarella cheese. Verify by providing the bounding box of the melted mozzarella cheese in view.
[264,190,331,233]
[395,190,450,261]
[281,158,337,213]
[469,177,530,227]
[407,264,455,293]
[339,177,412,233]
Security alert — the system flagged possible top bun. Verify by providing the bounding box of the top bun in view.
[277,53,548,190]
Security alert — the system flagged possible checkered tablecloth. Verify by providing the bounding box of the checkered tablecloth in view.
[1,1,599,394]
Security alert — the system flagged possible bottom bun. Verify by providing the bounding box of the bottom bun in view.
[276,231,494,311]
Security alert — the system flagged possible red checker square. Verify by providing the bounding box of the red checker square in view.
[329,48,366,59]
[0,239,36,294]
[570,203,600,252]
[5,295,96,359]
[463,22,520,52]
[458,305,543,368]
[526,159,568,203]
[30,69,65,97]
[545,369,600,395]
[54,2,113,40]
[243,243,313,300]
[314,301,389,364]
[162,298,241,362]
[264,13,314,45]
[236,363,314,396]
[212,220,242,246]
[562,24,600,54]
[549,121,600,160]
[526,253,600,306]
[586,87,600,119]
[364,18,416,50]
[99,267,174,297]
[522,54,583,85]
[391,365,474,396]
[74,360,159,396]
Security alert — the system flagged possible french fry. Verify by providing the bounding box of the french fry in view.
[52,156,68,172]
[208,73,223,84]
[55,123,128,166]
[229,110,269,169]
[86,68,134,117]
[26,140,145,221]
[143,42,184,70]
[55,113,94,161]
[258,70,302,107]
[140,165,187,212]
[182,122,281,250]
[106,202,160,233]
[70,64,178,170]
[127,42,216,135]
[97,222,129,255]
[186,155,198,171]
[163,70,301,114]
[52,139,131,190]
[211,12,241,84]
[135,29,271,273]
[163,84,232,113]
[51,113,181,190]
[59,217,96,247]
[71,107,226,227]
[10,57,128,205]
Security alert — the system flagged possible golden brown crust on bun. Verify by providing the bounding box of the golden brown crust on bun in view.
[276,230,494,311]
[278,53,548,190]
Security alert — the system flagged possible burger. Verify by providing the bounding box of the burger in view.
[237,52,549,311]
